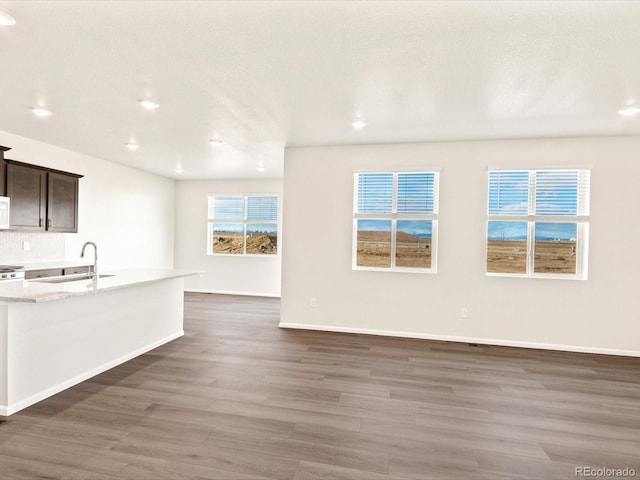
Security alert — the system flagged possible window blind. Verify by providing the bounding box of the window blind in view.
[488,169,590,217]
[488,171,529,216]
[397,172,438,214]
[247,196,278,221]
[355,173,393,213]
[535,170,590,216]
[213,196,245,220]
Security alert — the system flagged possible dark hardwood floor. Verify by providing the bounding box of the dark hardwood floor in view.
[1,292,640,479]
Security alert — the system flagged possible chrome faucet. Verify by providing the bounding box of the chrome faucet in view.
[80,241,98,280]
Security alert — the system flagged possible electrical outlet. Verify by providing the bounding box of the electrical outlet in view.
[460,307,468,319]
[310,297,318,308]
[22,241,30,251]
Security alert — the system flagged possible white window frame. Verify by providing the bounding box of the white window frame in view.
[352,171,439,273]
[207,194,279,256]
[486,168,590,280]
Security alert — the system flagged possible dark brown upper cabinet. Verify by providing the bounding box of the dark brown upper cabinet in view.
[0,146,9,191]
[6,162,47,230]
[47,171,79,232]
[0,151,83,233]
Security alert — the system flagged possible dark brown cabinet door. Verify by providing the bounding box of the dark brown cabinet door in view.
[47,172,79,232]
[0,146,9,196]
[6,163,47,230]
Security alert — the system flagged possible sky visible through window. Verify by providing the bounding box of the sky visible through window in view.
[214,223,277,234]
[211,196,278,234]
[357,219,433,237]
[356,172,436,238]
[488,170,580,241]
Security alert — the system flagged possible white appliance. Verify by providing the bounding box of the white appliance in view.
[0,266,25,282]
[0,196,9,229]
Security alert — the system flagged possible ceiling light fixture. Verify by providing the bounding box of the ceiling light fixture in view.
[209,138,223,146]
[351,119,366,129]
[0,11,16,26]
[126,142,140,151]
[31,107,53,118]
[174,165,184,174]
[256,165,266,173]
[140,99,160,110]
[618,105,640,117]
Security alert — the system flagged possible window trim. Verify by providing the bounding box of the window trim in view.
[352,171,439,273]
[486,169,590,280]
[207,193,280,257]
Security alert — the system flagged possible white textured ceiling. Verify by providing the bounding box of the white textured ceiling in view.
[0,1,639,179]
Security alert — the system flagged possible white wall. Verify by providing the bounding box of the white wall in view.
[281,136,640,356]
[0,130,175,269]
[175,179,282,297]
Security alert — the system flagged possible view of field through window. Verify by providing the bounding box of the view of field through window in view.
[212,225,278,255]
[487,170,586,276]
[209,196,278,255]
[356,219,432,268]
[354,172,437,270]
[486,221,528,274]
[487,221,577,274]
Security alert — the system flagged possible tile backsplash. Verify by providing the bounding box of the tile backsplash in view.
[0,231,66,265]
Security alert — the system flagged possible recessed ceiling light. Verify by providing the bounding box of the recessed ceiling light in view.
[618,105,640,117]
[209,138,223,146]
[31,107,53,118]
[126,142,140,151]
[140,100,160,110]
[0,11,16,26]
[174,165,184,174]
[351,120,366,129]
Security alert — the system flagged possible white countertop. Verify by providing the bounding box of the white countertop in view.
[0,268,202,303]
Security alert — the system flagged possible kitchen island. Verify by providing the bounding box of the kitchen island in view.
[0,269,200,416]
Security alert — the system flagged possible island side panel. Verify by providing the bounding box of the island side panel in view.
[4,277,184,415]
[0,305,7,413]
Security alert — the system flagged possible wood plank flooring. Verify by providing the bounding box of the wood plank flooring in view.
[1,292,640,479]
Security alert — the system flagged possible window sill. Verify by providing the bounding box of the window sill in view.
[486,272,587,281]
[207,253,280,258]
[353,266,437,274]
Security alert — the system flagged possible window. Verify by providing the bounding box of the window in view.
[486,169,590,279]
[207,195,278,255]
[353,172,439,272]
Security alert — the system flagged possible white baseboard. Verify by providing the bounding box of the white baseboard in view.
[185,288,280,298]
[278,322,640,358]
[0,330,184,417]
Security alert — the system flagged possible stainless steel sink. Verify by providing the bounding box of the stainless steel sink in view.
[34,274,115,284]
